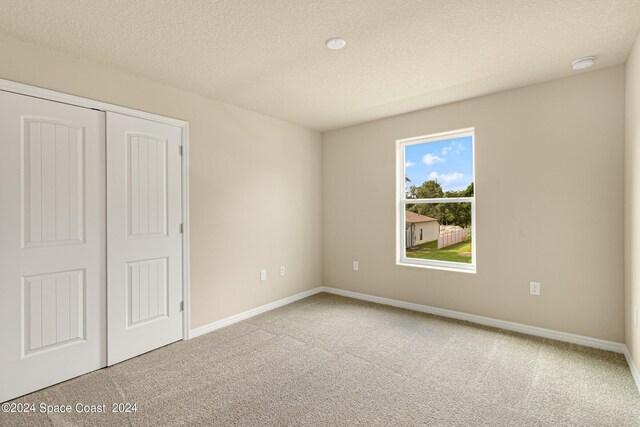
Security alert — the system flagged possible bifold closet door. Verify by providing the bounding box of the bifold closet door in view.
[0,91,106,402]
[106,112,183,365]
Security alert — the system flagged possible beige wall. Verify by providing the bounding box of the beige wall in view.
[0,34,323,329]
[323,66,626,342]
[0,33,631,345]
[626,34,640,366]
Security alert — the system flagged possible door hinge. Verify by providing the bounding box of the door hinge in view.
[179,223,184,234]
[179,145,183,156]
[179,301,184,312]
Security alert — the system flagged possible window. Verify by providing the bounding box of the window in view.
[397,128,475,272]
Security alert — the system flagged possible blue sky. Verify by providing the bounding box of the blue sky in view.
[405,136,473,192]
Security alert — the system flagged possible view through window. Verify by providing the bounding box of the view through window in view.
[399,129,475,271]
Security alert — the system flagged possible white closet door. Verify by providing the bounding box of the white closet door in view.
[0,91,106,402]
[106,112,183,365]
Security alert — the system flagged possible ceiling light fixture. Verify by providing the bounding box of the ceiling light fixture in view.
[326,38,346,50]
[571,56,595,71]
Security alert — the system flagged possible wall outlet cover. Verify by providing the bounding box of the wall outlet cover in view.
[529,281,541,296]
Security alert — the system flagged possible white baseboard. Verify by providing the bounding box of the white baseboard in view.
[187,284,639,393]
[326,284,640,393]
[190,284,625,353]
[623,346,640,393]
[189,287,323,339]
[321,286,626,354]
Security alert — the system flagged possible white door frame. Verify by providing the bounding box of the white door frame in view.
[0,78,192,340]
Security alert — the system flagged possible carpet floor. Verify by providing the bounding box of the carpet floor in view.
[2,292,639,426]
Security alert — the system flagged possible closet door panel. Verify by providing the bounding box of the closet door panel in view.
[107,112,183,365]
[0,90,106,402]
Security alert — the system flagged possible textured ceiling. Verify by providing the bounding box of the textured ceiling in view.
[0,0,639,131]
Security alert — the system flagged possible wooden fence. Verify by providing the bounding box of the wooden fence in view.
[438,228,471,249]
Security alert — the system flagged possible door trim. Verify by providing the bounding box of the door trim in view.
[180,124,191,339]
[0,79,187,126]
[0,78,192,341]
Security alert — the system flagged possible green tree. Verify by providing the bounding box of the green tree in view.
[408,181,474,228]
[415,180,444,198]
[458,182,474,197]
[407,180,444,220]
[440,182,473,227]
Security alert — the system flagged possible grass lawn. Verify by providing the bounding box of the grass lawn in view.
[406,239,472,263]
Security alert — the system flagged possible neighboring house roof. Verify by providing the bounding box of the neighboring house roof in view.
[405,211,438,224]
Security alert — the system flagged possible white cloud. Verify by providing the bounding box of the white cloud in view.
[428,171,465,184]
[423,153,444,166]
[405,161,415,168]
[441,142,464,156]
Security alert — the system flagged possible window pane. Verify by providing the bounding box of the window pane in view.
[405,203,472,264]
[405,136,474,198]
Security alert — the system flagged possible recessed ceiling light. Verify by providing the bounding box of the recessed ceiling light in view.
[326,38,346,50]
[571,56,595,71]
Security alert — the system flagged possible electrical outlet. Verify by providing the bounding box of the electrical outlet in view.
[353,261,359,271]
[260,269,267,281]
[280,266,285,276]
[634,306,638,328]
[529,281,540,296]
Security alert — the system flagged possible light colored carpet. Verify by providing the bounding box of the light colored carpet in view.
[2,292,639,426]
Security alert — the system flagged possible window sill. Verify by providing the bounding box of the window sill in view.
[396,260,476,274]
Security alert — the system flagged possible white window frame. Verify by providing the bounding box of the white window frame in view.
[396,128,476,273]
